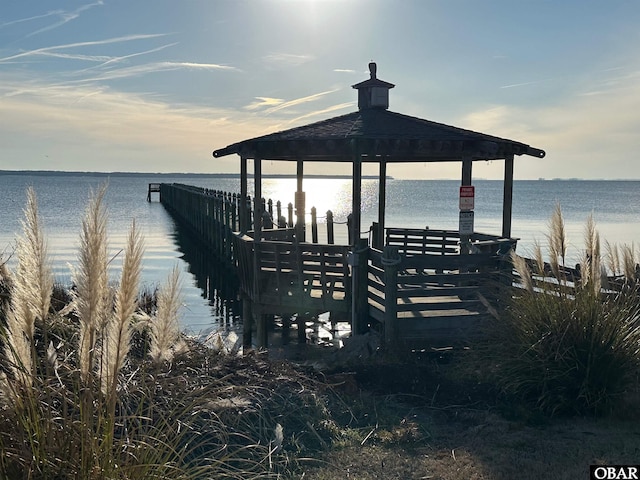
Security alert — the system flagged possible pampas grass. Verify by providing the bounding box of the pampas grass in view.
[150,264,185,365]
[74,184,110,385]
[101,219,144,396]
[621,243,637,284]
[547,202,567,283]
[5,186,54,388]
[582,213,602,294]
[485,205,640,416]
[0,185,308,479]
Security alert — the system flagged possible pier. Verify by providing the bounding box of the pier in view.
[147,182,161,202]
[157,63,546,352]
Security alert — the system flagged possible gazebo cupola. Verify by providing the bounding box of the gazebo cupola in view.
[352,62,395,110]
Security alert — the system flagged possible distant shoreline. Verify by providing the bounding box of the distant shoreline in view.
[0,170,391,180]
[0,170,637,181]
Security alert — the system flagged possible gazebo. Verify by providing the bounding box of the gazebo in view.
[213,62,545,349]
[214,62,544,247]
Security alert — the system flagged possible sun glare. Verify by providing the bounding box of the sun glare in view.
[261,177,352,223]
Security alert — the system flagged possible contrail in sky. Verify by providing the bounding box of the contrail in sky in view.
[265,89,339,114]
[0,34,170,64]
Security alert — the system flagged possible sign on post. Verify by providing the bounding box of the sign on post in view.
[459,185,475,211]
[459,210,474,235]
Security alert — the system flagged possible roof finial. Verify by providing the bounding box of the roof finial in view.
[369,61,377,79]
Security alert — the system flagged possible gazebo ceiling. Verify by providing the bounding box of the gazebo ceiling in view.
[212,62,545,162]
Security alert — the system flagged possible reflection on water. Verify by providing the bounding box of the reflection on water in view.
[168,220,242,337]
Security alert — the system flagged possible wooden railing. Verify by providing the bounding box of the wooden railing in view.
[366,227,516,348]
[233,233,351,314]
[383,227,517,257]
[384,227,461,255]
[513,256,640,296]
[158,183,349,264]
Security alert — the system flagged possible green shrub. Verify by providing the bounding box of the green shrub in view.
[484,205,640,416]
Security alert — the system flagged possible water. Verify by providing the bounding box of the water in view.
[2,172,640,334]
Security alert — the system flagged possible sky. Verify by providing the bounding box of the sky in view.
[1,0,640,180]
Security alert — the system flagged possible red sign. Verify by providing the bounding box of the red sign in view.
[459,186,475,211]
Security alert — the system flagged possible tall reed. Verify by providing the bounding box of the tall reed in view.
[4,186,53,388]
[74,184,110,385]
[150,264,185,365]
[486,206,640,416]
[0,186,296,479]
[101,219,144,397]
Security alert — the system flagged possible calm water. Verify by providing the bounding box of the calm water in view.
[2,172,640,333]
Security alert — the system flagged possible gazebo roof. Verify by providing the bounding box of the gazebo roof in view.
[212,107,545,162]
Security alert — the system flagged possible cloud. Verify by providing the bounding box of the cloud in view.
[0,78,278,172]
[0,10,65,29]
[500,78,555,89]
[78,43,179,71]
[262,53,314,67]
[333,69,356,74]
[19,1,104,39]
[283,102,354,125]
[264,89,339,114]
[25,51,113,62]
[460,71,640,179]
[68,61,238,83]
[244,97,284,110]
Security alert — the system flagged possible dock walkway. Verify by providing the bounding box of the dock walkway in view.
[154,183,515,351]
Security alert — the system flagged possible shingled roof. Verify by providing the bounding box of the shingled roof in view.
[212,62,545,162]
[212,107,545,161]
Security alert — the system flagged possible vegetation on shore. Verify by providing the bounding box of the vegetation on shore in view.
[0,190,638,479]
[0,186,327,479]
[476,204,640,417]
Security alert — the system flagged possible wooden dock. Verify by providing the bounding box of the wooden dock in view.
[147,183,161,202]
[155,183,515,352]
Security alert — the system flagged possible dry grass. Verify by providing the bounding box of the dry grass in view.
[300,413,639,480]
[296,355,640,480]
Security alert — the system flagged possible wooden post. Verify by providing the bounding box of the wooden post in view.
[242,296,253,348]
[502,154,514,239]
[377,159,387,249]
[311,207,318,244]
[297,314,307,343]
[232,193,238,231]
[276,200,283,228]
[257,311,268,349]
[254,158,262,241]
[295,160,305,242]
[287,202,294,228]
[240,156,248,233]
[382,246,400,349]
[224,194,232,259]
[351,149,362,247]
[326,210,334,245]
[460,157,473,255]
[371,222,380,249]
[351,238,369,335]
